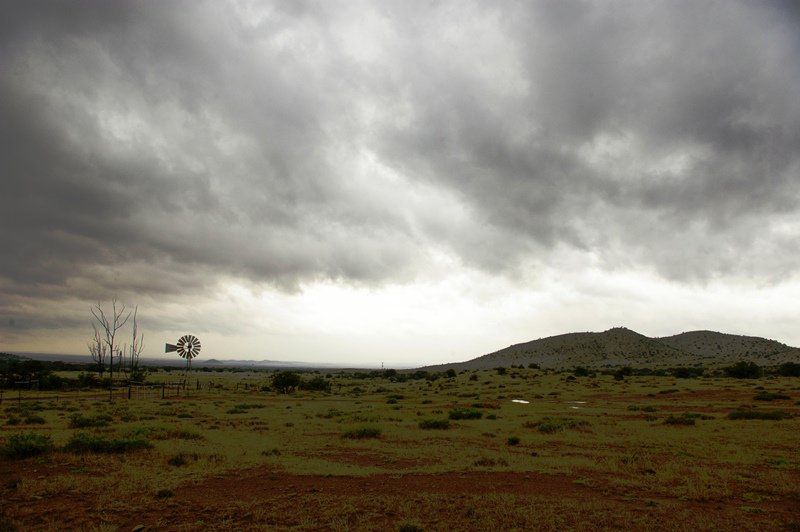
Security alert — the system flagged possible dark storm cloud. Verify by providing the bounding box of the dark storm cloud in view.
[1,0,799,317]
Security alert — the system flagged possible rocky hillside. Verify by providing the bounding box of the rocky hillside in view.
[422,327,800,371]
[658,330,800,363]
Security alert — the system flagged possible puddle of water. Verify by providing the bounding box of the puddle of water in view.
[511,399,530,404]
[569,406,580,409]
[568,401,587,404]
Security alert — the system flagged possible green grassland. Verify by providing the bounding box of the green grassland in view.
[1,367,799,530]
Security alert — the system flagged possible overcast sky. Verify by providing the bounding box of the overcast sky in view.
[1,1,799,366]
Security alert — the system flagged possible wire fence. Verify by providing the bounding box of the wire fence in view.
[0,379,224,405]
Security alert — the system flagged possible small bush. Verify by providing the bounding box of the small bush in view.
[525,417,589,434]
[753,392,790,401]
[724,361,762,379]
[776,362,800,377]
[22,414,46,425]
[65,432,152,454]
[342,426,381,439]
[664,415,695,426]
[299,376,331,392]
[155,489,173,499]
[1,433,53,459]
[727,410,792,420]
[448,408,483,420]
[573,366,590,377]
[507,436,521,446]
[418,419,450,430]
[69,413,112,428]
[167,452,198,466]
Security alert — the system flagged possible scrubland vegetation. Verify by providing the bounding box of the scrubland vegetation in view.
[0,362,799,530]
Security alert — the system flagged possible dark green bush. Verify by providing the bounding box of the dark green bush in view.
[65,432,152,454]
[167,452,198,466]
[1,433,53,459]
[69,413,112,428]
[299,376,331,392]
[777,362,800,377]
[727,410,792,420]
[418,418,450,430]
[724,361,762,379]
[753,392,790,401]
[525,417,589,434]
[448,408,483,420]
[507,436,521,446]
[664,415,695,426]
[272,371,301,394]
[341,426,381,439]
[672,367,704,378]
[573,366,590,377]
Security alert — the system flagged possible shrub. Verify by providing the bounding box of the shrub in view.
[672,367,704,378]
[664,415,695,426]
[445,369,457,378]
[299,376,331,392]
[495,367,507,375]
[448,408,483,420]
[1,433,53,459]
[727,410,792,420]
[69,413,112,428]
[525,417,589,434]
[507,436,521,446]
[155,489,173,499]
[342,426,381,439]
[418,419,450,430]
[613,366,633,381]
[167,452,198,466]
[22,414,46,425]
[573,366,590,377]
[753,392,790,401]
[272,371,301,394]
[468,374,478,381]
[776,362,800,377]
[528,363,540,369]
[65,433,152,454]
[724,361,762,379]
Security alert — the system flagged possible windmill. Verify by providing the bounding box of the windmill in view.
[165,334,201,374]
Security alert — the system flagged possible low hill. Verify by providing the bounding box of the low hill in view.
[659,330,800,363]
[422,327,800,371]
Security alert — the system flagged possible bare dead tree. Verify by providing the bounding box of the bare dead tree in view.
[90,299,131,385]
[128,306,145,382]
[87,323,107,378]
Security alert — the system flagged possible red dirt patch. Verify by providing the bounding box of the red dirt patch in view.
[294,449,437,469]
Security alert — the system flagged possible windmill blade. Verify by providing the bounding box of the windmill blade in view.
[165,343,178,353]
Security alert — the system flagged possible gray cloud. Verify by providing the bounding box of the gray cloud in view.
[1,0,799,332]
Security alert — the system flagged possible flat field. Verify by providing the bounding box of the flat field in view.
[1,369,799,530]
